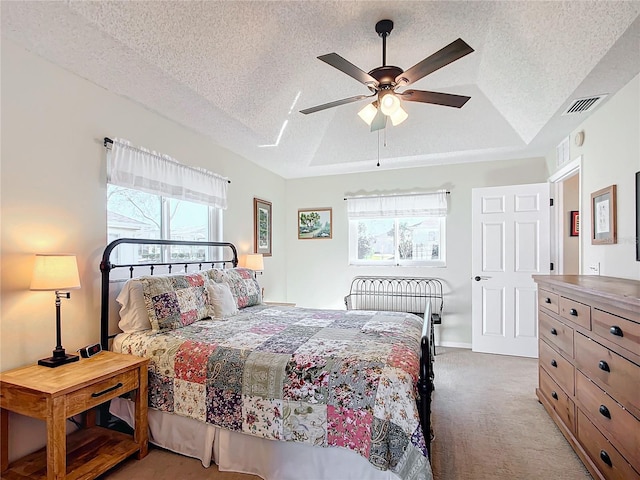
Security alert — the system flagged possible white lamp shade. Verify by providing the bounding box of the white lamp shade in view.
[390,105,409,126]
[245,253,264,272]
[30,254,81,291]
[380,92,401,116]
[357,103,378,126]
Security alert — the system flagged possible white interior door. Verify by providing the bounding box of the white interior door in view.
[471,183,550,357]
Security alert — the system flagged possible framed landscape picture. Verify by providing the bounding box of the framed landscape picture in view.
[298,208,332,239]
[253,198,272,256]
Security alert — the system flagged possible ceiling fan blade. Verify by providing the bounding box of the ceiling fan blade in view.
[400,89,471,108]
[396,38,474,87]
[370,108,387,132]
[318,53,379,88]
[300,94,373,115]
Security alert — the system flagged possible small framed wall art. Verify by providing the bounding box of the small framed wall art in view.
[298,208,332,239]
[590,185,617,245]
[570,210,579,237]
[253,198,272,256]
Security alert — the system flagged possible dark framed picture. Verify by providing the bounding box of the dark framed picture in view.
[570,211,579,237]
[636,171,639,261]
[253,198,272,256]
[298,208,332,239]
[591,185,617,245]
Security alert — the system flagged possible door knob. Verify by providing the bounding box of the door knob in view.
[474,276,481,281]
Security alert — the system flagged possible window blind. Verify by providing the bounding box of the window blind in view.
[107,138,229,209]
[346,191,448,218]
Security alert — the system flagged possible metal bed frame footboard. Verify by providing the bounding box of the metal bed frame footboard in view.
[344,275,443,356]
[99,238,238,350]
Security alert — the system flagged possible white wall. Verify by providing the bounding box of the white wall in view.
[284,157,549,348]
[0,40,286,459]
[546,74,640,280]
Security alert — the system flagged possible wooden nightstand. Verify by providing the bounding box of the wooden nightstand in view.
[0,351,149,480]
[263,301,296,306]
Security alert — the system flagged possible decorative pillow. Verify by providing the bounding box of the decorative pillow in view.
[115,279,152,333]
[223,267,262,308]
[206,281,239,319]
[141,273,210,332]
[202,267,262,309]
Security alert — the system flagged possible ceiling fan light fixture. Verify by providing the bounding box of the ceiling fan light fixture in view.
[389,105,408,126]
[380,92,401,116]
[357,102,378,125]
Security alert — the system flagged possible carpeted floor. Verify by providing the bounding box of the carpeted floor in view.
[102,348,591,480]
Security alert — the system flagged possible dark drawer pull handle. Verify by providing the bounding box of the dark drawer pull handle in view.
[598,360,610,372]
[599,405,611,419]
[569,308,578,316]
[550,328,558,336]
[551,391,558,400]
[599,450,612,467]
[91,382,123,398]
[544,298,551,304]
[609,326,623,337]
[550,359,558,368]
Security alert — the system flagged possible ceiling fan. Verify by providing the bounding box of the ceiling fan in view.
[300,19,474,131]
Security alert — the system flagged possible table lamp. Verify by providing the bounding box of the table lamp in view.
[245,253,264,276]
[30,254,81,367]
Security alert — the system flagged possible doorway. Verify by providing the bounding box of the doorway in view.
[549,157,582,275]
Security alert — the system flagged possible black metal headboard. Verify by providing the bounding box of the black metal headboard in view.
[99,238,239,350]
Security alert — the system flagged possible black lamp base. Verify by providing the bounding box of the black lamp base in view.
[38,353,79,368]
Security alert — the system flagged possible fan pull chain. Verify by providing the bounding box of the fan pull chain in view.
[377,130,380,167]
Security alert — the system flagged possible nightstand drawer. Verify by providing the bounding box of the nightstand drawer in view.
[66,369,139,417]
[540,339,575,396]
[560,296,591,330]
[538,288,559,314]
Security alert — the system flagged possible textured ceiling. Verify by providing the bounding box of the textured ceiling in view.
[2,1,639,178]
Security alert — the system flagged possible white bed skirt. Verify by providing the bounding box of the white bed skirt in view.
[110,397,400,480]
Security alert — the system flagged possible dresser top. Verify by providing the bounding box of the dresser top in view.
[533,275,640,309]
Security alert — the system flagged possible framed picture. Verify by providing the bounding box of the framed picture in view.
[591,185,617,245]
[298,208,332,239]
[253,198,272,256]
[570,210,579,237]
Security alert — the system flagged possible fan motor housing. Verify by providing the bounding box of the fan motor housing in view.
[368,65,403,88]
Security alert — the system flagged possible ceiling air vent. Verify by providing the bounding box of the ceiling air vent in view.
[561,95,607,115]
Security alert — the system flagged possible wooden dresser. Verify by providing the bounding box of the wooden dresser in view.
[533,275,640,480]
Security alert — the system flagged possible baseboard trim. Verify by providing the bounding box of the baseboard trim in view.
[438,341,471,349]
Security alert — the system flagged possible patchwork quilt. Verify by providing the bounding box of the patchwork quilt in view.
[116,305,432,480]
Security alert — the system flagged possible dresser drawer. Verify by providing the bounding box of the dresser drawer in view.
[539,339,575,395]
[539,366,575,432]
[592,309,640,357]
[540,311,574,357]
[577,411,640,480]
[575,333,640,415]
[560,296,591,330]
[538,288,559,314]
[65,369,139,417]
[576,371,640,472]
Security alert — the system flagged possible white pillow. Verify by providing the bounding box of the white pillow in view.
[116,279,152,332]
[206,281,239,319]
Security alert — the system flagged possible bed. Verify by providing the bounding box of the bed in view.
[100,238,434,480]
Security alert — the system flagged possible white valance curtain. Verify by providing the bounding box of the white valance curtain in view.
[346,190,448,218]
[107,138,229,209]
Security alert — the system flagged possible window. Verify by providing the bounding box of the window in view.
[107,185,222,265]
[347,192,447,267]
[105,138,228,266]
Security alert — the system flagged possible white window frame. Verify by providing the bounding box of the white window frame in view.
[348,216,446,267]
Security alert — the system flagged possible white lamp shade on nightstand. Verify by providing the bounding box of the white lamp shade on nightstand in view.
[30,254,81,291]
[245,253,264,272]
